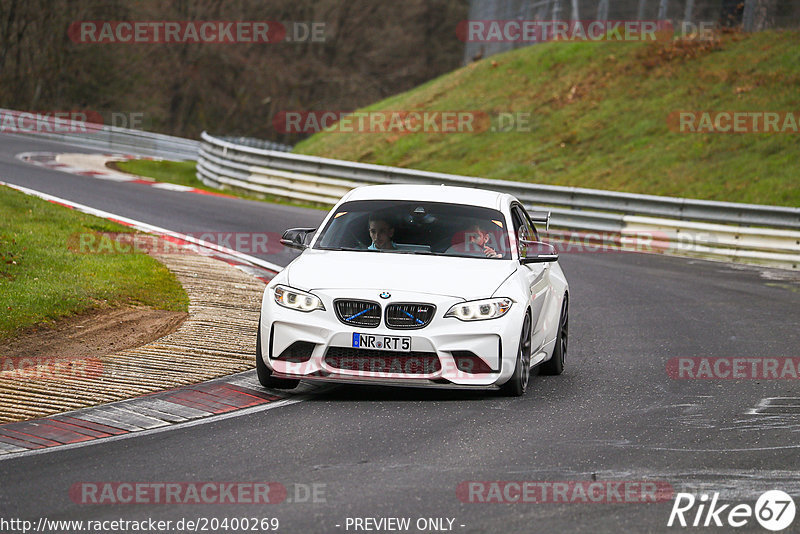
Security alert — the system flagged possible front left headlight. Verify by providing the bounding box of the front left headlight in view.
[445,298,513,321]
[273,285,325,312]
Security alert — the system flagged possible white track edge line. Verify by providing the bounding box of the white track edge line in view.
[0,180,285,274]
[0,396,307,462]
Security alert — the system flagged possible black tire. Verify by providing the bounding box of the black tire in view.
[499,312,532,397]
[256,320,300,390]
[540,295,567,376]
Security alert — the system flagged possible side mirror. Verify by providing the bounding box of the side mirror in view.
[519,240,558,264]
[528,210,551,232]
[280,228,316,250]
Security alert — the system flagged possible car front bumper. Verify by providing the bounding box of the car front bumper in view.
[259,287,525,388]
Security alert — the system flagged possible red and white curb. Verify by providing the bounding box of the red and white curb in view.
[17,151,236,198]
[0,372,318,460]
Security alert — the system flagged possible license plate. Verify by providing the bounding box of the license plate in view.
[352,333,411,352]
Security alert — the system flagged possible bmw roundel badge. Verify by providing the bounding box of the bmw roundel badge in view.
[379,291,391,299]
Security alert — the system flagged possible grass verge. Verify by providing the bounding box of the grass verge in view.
[113,159,326,211]
[0,185,188,341]
[295,30,800,207]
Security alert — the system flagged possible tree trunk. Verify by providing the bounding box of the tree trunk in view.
[596,0,608,21]
[743,0,776,31]
[684,0,695,22]
[658,0,669,20]
[637,0,646,20]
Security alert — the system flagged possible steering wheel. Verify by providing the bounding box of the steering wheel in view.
[347,228,368,249]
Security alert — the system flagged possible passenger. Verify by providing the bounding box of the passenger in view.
[368,215,397,250]
[449,222,502,258]
[467,223,502,258]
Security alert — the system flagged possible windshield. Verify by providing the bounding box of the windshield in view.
[313,200,512,259]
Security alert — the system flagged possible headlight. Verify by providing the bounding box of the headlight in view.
[445,298,513,321]
[273,285,325,312]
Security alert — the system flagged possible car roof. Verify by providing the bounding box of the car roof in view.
[342,184,512,210]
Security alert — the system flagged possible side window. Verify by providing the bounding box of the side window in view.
[511,205,536,242]
[510,208,523,236]
[520,207,540,241]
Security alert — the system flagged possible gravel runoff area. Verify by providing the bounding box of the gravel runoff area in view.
[0,250,264,423]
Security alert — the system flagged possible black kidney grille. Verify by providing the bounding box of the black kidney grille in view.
[334,299,381,328]
[385,303,436,329]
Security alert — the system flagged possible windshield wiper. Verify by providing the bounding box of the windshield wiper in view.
[317,246,375,252]
[393,250,435,255]
[318,247,437,255]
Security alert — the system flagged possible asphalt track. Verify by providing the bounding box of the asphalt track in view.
[1,133,799,533]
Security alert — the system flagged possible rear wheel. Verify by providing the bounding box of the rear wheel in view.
[499,312,532,397]
[540,295,567,376]
[256,320,300,390]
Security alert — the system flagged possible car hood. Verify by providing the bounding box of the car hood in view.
[286,249,517,300]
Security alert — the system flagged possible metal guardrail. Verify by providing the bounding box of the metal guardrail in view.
[0,108,199,160]
[197,131,800,270]
[215,135,293,153]
[198,131,800,229]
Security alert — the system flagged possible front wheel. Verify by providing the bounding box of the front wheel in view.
[256,320,300,390]
[540,295,567,376]
[499,312,532,397]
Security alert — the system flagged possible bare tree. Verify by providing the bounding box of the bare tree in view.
[657,0,669,20]
[596,0,609,21]
[637,0,647,19]
[683,0,695,22]
[743,0,776,31]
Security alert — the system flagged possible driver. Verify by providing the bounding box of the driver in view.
[368,215,397,250]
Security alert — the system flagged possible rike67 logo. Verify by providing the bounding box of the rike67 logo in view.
[668,490,796,531]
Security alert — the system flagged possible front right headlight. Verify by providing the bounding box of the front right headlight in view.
[273,285,325,312]
[445,298,513,321]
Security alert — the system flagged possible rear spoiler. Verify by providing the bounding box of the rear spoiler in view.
[529,210,551,232]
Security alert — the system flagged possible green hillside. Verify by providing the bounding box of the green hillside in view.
[295,31,800,207]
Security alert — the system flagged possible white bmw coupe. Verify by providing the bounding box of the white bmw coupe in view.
[256,184,568,396]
